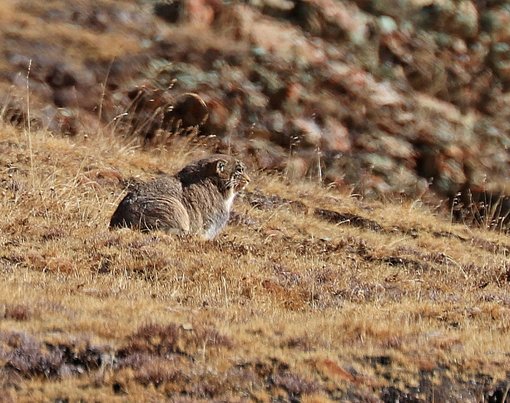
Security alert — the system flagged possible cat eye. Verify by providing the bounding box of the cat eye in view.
[217,160,226,173]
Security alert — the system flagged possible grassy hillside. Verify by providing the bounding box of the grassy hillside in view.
[3,0,510,202]
[0,123,509,401]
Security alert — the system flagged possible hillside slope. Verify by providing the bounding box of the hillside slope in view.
[1,0,510,202]
[0,125,509,401]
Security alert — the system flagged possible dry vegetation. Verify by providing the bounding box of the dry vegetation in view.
[1,0,510,401]
[0,122,509,401]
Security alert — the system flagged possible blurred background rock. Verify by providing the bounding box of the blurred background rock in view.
[1,0,509,220]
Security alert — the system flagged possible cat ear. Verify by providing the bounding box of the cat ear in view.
[216,159,227,174]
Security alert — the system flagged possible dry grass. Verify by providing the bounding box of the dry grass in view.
[0,123,509,400]
[1,0,143,62]
[0,0,508,400]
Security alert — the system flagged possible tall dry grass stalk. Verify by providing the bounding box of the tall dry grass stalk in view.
[24,59,35,189]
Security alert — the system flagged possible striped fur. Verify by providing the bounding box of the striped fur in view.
[109,155,249,239]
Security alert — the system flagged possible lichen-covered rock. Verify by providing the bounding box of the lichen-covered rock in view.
[489,42,510,82]
[1,0,510,204]
[416,0,478,39]
[482,6,510,42]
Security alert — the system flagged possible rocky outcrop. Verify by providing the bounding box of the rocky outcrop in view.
[1,0,509,206]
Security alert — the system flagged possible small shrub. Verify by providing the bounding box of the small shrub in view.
[119,323,232,359]
[4,304,32,321]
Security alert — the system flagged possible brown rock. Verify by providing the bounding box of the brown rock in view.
[284,156,310,181]
[321,119,351,153]
[185,0,220,26]
[167,93,209,129]
[291,118,322,148]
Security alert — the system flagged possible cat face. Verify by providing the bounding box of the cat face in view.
[178,154,250,193]
[213,156,250,192]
